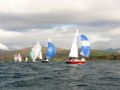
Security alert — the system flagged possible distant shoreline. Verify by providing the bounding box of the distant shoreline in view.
[0,47,120,61]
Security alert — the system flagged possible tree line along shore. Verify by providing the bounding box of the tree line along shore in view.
[0,48,120,62]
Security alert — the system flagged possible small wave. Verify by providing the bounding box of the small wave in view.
[75,84,88,87]
[96,83,118,86]
[99,76,120,81]
[41,76,54,80]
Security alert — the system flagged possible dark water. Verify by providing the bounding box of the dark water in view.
[0,60,120,90]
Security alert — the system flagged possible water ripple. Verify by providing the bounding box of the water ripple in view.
[0,61,120,90]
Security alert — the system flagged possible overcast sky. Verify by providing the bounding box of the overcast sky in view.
[0,0,120,50]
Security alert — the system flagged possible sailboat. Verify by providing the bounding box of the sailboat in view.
[14,54,18,62]
[30,48,34,62]
[42,37,56,63]
[14,53,22,62]
[30,41,42,62]
[66,30,90,64]
[25,57,28,62]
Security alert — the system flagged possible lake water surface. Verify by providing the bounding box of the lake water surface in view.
[0,60,120,90]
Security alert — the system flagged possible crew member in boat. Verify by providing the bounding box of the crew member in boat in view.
[42,57,48,62]
[35,57,39,61]
[68,57,75,61]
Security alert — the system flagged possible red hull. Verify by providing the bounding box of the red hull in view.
[66,60,86,64]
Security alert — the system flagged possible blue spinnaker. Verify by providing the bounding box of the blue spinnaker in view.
[46,41,56,59]
[81,35,89,41]
[80,35,90,57]
[81,46,90,57]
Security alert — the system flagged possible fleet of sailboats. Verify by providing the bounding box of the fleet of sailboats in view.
[13,30,90,64]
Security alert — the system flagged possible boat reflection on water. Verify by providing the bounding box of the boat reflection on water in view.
[66,64,87,90]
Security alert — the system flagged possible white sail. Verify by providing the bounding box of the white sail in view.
[69,30,79,57]
[25,57,28,62]
[14,54,18,62]
[48,37,51,42]
[38,47,42,59]
[38,42,42,59]
[32,41,42,60]
[17,53,22,62]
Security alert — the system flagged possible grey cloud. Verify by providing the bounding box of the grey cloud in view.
[0,0,120,50]
[0,11,120,31]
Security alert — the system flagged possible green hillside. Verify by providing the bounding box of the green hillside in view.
[0,47,120,62]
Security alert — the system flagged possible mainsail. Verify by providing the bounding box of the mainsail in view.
[80,35,90,57]
[69,30,79,58]
[25,57,28,62]
[17,53,22,62]
[30,41,42,62]
[46,37,56,59]
[33,41,42,59]
[14,54,18,62]
[30,48,34,61]
[14,53,22,62]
